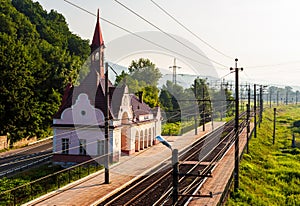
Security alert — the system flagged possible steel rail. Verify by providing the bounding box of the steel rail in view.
[155,116,248,205]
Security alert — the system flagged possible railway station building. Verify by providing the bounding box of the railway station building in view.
[52,10,161,165]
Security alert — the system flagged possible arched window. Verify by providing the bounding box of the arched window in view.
[95,51,100,61]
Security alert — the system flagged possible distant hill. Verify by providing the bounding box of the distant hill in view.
[0,0,90,142]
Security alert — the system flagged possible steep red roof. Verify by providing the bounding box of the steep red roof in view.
[53,9,155,122]
[91,9,104,49]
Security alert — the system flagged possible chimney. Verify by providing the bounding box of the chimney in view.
[138,91,143,103]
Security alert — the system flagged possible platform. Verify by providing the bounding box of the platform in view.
[24,122,224,206]
[188,123,254,206]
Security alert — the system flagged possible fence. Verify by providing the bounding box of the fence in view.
[0,155,107,206]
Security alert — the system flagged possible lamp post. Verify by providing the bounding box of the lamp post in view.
[254,84,257,138]
[194,79,198,135]
[172,149,179,205]
[156,136,178,205]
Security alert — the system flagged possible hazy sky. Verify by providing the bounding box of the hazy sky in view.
[35,0,300,87]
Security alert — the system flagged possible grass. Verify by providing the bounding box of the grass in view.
[161,120,196,135]
[0,163,62,193]
[227,105,300,206]
[161,122,182,135]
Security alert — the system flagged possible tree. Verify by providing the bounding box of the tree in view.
[191,78,211,120]
[128,58,162,86]
[159,80,185,123]
[0,0,90,142]
[115,58,162,107]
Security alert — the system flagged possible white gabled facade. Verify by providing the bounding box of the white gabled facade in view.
[52,10,161,165]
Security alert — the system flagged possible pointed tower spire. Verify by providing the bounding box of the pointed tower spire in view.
[91,9,104,50]
[91,9,105,78]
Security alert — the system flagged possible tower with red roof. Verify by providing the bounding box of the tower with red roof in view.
[52,10,161,166]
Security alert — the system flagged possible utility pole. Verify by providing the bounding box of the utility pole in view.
[169,58,181,85]
[259,85,263,125]
[258,86,260,128]
[296,91,299,105]
[277,90,279,106]
[246,103,250,153]
[220,80,223,121]
[246,85,250,153]
[257,88,260,114]
[194,79,198,135]
[254,84,257,138]
[240,85,243,112]
[104,62,110,184]
[202,86,205,131]
[286,90,288,105]
[269,89,272,108]
[230,58,243,191]
[273,108,276,145]
[247,85,251,110]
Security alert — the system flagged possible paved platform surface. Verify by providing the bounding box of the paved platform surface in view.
[25,122,224,206]
[188,123,254,206]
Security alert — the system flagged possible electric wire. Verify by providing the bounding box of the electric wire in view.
[0,138,106,168]
[113,0,229,69]
[150,0,233,60]
[0,151,113,195]
[12,0,236,176]
[1,96,231,168]
[62,0,218,69]
[246,60,300,68]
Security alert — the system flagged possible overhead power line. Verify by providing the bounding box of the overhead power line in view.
[63,0,221,69]
[150,0,233,60]
[113,0,228,69]
[246,60,300,68]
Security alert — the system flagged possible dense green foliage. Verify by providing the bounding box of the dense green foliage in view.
[0,0,90,142]
[227,105,300,205]
[159,80,186,123]
[159,77,235,134]
[159,78,213,123]
[115,58,162,108]
[267,85,299,104]
[191,77,212,120]
[161,120,196,136]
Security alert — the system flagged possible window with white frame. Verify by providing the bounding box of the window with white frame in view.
[97,140,105,156]
[62,138,69,154]
[79,139,87,155]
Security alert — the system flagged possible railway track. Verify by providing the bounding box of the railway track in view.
[98,113,250,206]
[0,140,53,177]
